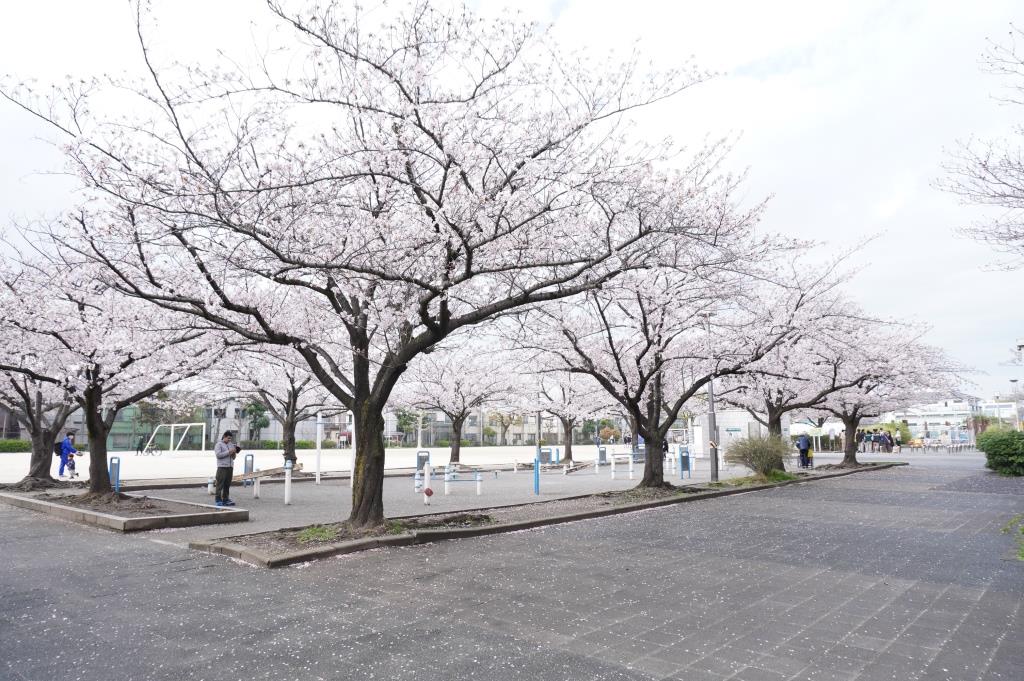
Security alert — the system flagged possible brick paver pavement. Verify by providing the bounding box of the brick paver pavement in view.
[1,455,1021,680]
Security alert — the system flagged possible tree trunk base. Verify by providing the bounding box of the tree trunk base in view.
[634,479,677,490]
[0,476,77,492]
[558,457,573,464]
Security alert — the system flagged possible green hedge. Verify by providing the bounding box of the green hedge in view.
[0,439,32,453]
[976,429,1024,476]
[239,440,281,450]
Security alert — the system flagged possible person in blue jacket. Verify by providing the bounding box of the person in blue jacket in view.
[795,433,811,468]
[58,432,78,478]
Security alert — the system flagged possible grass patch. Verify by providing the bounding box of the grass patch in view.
[385,520,407,535]
[296,525,340,544]
[707,470,799,488]
[1001,514,1024,561]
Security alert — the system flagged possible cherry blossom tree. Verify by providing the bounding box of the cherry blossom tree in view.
[817,334,962,466]
[519,256,836,487]
[0,370,76,489]
[207,347,341,464]
[0,242,223,494]
[720,309,885,437]
[393,340,514,463]
[1,1,718,525]
[532,373,610,464]
[940,25,1024,268]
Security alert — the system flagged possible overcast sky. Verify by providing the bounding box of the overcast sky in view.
[1,1,1022,398]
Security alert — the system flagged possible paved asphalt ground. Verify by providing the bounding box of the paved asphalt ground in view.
[1,455,1021,681]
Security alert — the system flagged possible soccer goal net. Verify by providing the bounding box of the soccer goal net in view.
[144,423,207,453]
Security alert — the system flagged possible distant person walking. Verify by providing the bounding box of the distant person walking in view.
[214,431,239,507]
[136,436,146,456]
[893,430,902,452]
[58,432,78,479]
[796,433,811,468]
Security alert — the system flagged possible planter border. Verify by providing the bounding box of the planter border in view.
[0,492,248,532]
[191,462,907,568]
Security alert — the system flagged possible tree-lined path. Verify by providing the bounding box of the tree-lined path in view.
[2,457,1020,681]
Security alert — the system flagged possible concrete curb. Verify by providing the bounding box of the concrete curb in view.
[189,462,907,568]
[0,491,249,532]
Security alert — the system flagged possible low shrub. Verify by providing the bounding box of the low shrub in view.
[238,440,280,450]
[294,439,315,449]
[724,435,793,476]
[435,439,450,447]
[976,429,1024,476]
[0,439,32,453]
[320,439,336,449]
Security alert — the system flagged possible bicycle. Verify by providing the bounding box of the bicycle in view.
[136,444,163,456]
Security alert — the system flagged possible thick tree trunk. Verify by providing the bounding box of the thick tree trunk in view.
[628,414,639,450]
[282,416,297,464]
[84,389,113,494]
[766,409,787,472]
[28,429,59,481]
[559,416,574,463]
[842,415,861,466]
[349,402,386,528]
[450,415,465,464]
[499,420,510,446]
[637,422,668,488]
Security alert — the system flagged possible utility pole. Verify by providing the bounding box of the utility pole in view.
[536,410,542,458]
[707,376,719,483]
[701,312,719,482]
[417,410,423,449]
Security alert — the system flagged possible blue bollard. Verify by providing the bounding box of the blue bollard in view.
[534,456,540,495]
[678,446,691,480]
[108,456,121,493]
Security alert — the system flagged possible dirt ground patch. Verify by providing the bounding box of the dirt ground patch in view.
[34,492,223,518]
[240,512,497,554]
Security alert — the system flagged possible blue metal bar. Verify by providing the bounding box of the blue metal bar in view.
[533,456,540,495]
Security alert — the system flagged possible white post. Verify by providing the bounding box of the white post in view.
[476,472,482,495]
[417,410,424,449]
[610,456,616,479]
[201,423,207,457]
[563,464,568,475]
[629,457,634,480]
[315,411,323,485]
[444,469,451,496]
[253,470,261,499]
[513,460,517,474]
[284,463,292,505]
[207,476,215,495]
[423,463,432,505]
